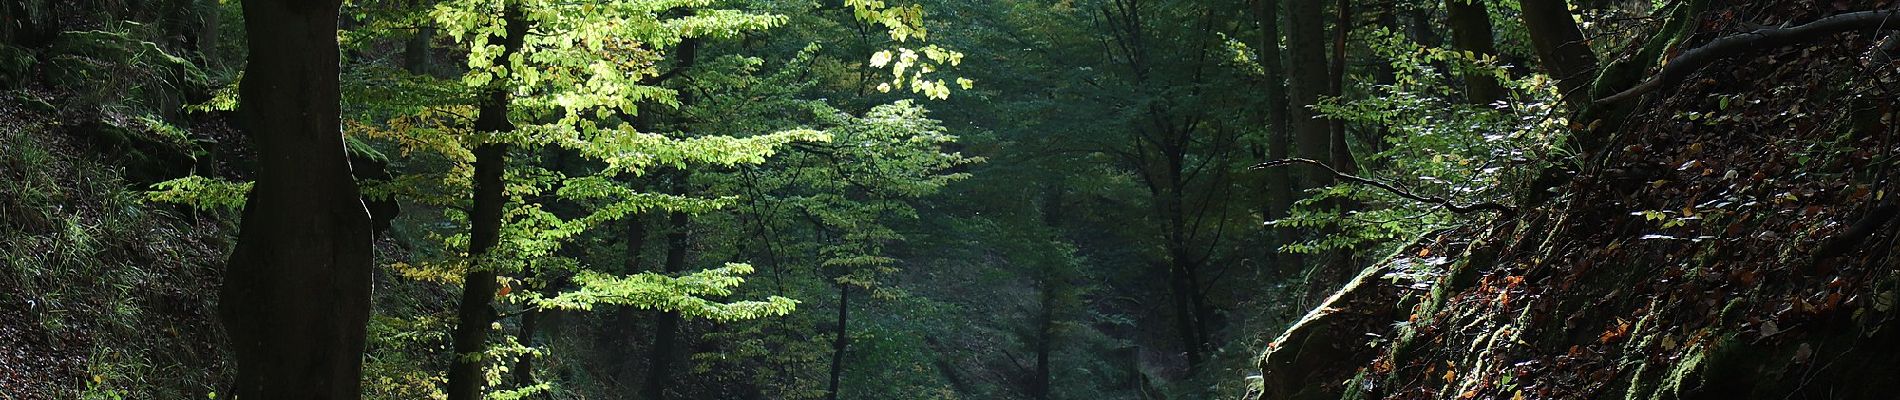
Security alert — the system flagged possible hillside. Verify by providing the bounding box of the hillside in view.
[1249,2,1900,399]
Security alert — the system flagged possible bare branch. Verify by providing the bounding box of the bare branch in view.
[1252,158,1517,218]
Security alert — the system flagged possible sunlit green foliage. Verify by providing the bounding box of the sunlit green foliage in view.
[1278,17,1569,256]
[145,175,251,212]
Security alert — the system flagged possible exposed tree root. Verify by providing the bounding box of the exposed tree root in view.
[1597,10,1900,105]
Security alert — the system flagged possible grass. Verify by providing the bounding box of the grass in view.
[1,91,230,398]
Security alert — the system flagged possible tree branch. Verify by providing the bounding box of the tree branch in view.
[1252,158,1517,218]
[1597,10,1900,105]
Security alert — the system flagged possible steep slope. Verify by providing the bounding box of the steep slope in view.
[0,91,231,397]
[1247,3,1900,399]
[2,5,239,398]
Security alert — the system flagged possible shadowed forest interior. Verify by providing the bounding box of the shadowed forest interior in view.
[6,0,1900,399]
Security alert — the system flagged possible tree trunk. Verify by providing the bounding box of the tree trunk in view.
[217,0,373,398]
[1328,0,1357,175]
[1445,0,1506,104]
[1030,182,1063,400]
[1167,260,1204,372]
[405,27,433,75]
[1253,0,1299,273]
[608,210,647,385]
[1032,284,1053,400]
[1520,0,1599,111]
[513,296,540,390]
[1284,0,1333,189]
[642,200,690,400]
[826,283,851,400]
[641,33,699,398]
[2,0,58,47]
[445,6,528,400]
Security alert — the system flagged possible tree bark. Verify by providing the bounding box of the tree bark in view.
[1328,0,1357,175]
[1032,282,1053,400]
[1030,182,1064,400]
[1446,0,1505,104]
[1520,0,1599,111]
[445,5,528,400]
[217,0,373,399]
[641,33,699,399]
[826,283,851,400]
[642,189,690,400]
[405,28,433,75]
[1252,0,1299,271]
[2,0,58,47]
[1285,0,1334,189]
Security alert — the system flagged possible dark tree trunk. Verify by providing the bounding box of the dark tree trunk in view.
[405,27,433,75]
[2,0,58,47]
[642,202,690,400]
[403,0,434,75]
[1285,0,1333,189]
[1167,260,1204,371]
[513,295,540,389]
[217,0,373,398]
[1030,183,1063,400]
[1328,0,1357,175]
[1032,285,1053,400]
[1253,0,1299,272]
[608,210,647,386]
[445,6,527,400]
[1520,0,1600,111]
[1446,0,1506,104]
[826,283,851,400]
[641,34,699,398]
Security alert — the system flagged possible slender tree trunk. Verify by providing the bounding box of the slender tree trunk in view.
[642,195,690,400]
[1366,5,1399,158]
[403,0,434,75]
[1520,0,1599,111]
[1167,260,1203,372]
[1284,0,1333,189]
[218,0,373,398]
[1252,0,1299,273]
[513,294,540,389]
[446,6,527,400]
[1446,0,1506,104]
[610,191,648,389]
[641,33,699,399]
[826,283,851,400]
[1030,182,1063,400]
[405,28,433,75]
[1328,0,1357,175]
[1032,284,1053,400]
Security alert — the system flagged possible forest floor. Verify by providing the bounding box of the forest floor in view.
[0,75,230,398]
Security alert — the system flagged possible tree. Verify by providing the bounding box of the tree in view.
[1285,0,1334,191]
[442,5,525,399]
[1445,0,1505,104]
[1253,0,1298,268]
[1520,0,1599,111]
[217,0,374,398]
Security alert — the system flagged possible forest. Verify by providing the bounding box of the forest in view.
[5,0,1900,398]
